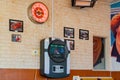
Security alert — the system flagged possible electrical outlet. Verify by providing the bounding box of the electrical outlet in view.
[73,76,80,80]
[32,49,39,56]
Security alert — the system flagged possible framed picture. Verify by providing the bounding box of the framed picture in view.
[9,19,23,32]
[79,29,89,40]
[12,34,21,42]
[64,27,74,38]
[66,39,75,50]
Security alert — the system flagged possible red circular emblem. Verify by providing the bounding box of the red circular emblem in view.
[28,2,49,23]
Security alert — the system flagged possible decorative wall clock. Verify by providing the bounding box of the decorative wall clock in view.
[28,2,49,24]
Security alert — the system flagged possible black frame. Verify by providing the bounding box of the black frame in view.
[66,39,75,50]
[79,29,89,40]
[72,0,97,8]
[64,27,74,38]
[9,19,23,32]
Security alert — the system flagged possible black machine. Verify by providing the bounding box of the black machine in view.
[40,37,70,78]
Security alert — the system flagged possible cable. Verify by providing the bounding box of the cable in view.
[51,0,54,38]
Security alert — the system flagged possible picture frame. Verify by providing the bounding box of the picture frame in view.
[9,19,23,32]
[79,29,89,40]
[64,27,74,38]
[11,34,21,42]
[66,39,75,50]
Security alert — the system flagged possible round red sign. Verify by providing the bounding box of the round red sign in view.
[28,2,49,23]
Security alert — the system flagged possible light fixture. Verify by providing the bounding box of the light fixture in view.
[72,0,97,8]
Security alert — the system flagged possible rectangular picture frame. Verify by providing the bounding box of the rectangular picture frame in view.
[79,29,89,40]
[66,39,75,50]
[9,19,23,32]
[12,34,21,42]
[64,27,74,38]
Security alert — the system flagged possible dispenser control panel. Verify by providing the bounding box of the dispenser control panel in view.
[52,65,64,73]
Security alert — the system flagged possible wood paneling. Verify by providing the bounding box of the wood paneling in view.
[0,69,120,80]
[111,71,120,80]
[0,69,35,80]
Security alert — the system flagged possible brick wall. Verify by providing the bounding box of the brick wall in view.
[0,0,111,70]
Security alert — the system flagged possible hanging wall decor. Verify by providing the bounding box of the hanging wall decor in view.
[9,19,23,32]
[79,29,89,40]
[11,34,21,42]
[72,0,97,8]
[64,27,74,38]
[111,1,120,71]
[28,2,49,24]
[66,39,75,50]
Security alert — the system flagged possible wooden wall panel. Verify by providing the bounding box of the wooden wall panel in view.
[0,69,120,80]
[70,70,110,77]
[34,70,47,80]
[111,72,120,80]
[0,69,35,80]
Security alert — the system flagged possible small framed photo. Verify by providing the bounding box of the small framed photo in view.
[12,34,21,42]
[9,19,23,32]
[79,29,89,40]
[64,27,74,38]
[66,39,75,50]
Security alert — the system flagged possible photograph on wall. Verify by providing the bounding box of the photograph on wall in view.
[12,34,21,42]
[64,27,74,38]
[93,36,105,70]
[66,39,75,50]
[9,19,23,32]
[111,2,120,71]
[79,29,89,40]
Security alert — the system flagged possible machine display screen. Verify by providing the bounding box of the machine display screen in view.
[49,44,65,55]
[48,39,68,62]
